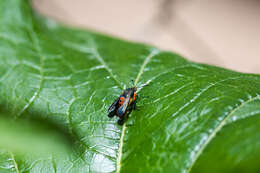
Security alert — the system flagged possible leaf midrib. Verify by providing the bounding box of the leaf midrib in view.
[9,152,19,173]
[116,49,159,173]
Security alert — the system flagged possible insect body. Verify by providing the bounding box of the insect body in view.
[108,86,137,125]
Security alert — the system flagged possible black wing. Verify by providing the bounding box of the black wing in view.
[108,97,119,112]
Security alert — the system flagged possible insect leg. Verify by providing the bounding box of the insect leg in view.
[133,100,137,110]
[133,94,138,110]
[117,117,124,125]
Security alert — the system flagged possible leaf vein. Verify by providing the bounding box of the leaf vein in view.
[17,29,45,117]
[61,40,124,89]
[186,95,260,173]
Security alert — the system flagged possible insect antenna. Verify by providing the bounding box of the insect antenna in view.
[136,78,153,93]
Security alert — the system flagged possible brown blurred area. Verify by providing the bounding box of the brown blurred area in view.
[33,0,260,74]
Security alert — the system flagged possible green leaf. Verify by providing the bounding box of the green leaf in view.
[0,115,71,155]
[0,115,72,173]
[1,0,260,172]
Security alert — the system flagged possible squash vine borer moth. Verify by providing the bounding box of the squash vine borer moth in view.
[107,81,137,125]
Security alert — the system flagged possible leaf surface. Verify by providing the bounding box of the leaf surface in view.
[1,0,260,172]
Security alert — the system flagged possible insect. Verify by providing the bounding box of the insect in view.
[107,81,137,125]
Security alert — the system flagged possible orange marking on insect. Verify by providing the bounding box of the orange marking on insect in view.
[128,98,132,106]
[133,93,136,101]
[119,97,125,106]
